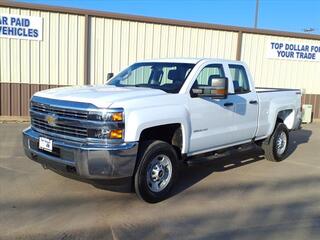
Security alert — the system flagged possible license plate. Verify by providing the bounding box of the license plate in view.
[39,137,53,152]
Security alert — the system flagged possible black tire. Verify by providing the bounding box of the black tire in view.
[134,140,179,203]
[262,123,289,162]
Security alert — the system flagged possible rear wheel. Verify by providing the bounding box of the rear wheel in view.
[134,140,179,203]
[262,123,289,162]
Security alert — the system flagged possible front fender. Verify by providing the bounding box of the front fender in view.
[124,105,191,154]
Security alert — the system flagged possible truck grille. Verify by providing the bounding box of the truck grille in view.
[31,118,88,138]
[31,102,88,120]
[30,102,90,139]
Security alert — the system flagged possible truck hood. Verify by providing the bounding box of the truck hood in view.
[34,85,167,108]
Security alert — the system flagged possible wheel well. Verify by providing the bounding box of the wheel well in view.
[276,117,283,123]
[139,124,182,156]
[277,109,294,129]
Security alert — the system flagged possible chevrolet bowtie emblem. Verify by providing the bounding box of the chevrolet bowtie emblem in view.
[46,115,57,126]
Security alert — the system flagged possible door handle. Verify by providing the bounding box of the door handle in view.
[249,100,258,104]
[224,102,234,107]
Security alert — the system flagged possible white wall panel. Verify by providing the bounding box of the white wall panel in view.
[20,10,31,84]
[68,14,78,85]
[40,11,49,85]
[30,10,40,85]
[182,27,191,57]
[49,12,60,85]
[0,7,11,84]
[153,24,161,59]
[160,25,169,58]
[241,33,320,94]
[4,5,318,94]
[89,17,238,84]
[120,21,130,70]
[9,8,21,84]
[3,4,320,117]
[128,21,138,63]
[77,15,85,86]
[0,7,85,85]
[59,14,68,85]
[144,23,154,59]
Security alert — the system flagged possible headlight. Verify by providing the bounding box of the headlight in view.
[104,112,124,122]
[88,109,125,140]
[88,109,124,122]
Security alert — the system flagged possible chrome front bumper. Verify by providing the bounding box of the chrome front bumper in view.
[23,127,138,179]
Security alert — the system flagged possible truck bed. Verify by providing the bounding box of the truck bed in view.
[255,87,301,140]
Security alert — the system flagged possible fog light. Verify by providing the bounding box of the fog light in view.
[110,129,123,139]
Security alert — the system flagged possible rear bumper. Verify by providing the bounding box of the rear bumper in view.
[23,127,138,180]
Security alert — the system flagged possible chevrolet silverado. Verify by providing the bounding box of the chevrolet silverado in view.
[23,58,302,203]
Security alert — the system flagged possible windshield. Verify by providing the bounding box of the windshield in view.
[107,62,195,93]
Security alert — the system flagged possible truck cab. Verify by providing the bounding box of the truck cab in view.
[186,60,259,153]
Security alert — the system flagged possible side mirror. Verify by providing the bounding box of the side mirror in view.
[106,72,114,81]
[192,77,228,99]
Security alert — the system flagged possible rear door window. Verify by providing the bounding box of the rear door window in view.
[229,64,250,94]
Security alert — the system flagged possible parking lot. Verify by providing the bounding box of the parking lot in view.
[0,122,320,239]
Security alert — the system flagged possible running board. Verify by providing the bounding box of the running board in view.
[185,143,255,166]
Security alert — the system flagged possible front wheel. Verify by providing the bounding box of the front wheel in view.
[134,140,179,203]
[262,123,289,162]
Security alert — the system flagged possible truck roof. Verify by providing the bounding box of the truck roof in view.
[137,58,244,64]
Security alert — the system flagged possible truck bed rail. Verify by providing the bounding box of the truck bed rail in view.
[256,87,301,93]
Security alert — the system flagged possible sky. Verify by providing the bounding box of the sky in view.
[14,0,320,35]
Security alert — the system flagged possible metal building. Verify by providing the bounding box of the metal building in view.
[1,2,320,118]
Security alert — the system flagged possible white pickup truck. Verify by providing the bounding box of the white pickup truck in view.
[23,58,302,203]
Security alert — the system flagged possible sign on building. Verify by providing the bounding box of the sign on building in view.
[0,14,42,41]
[266,40,320,62]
